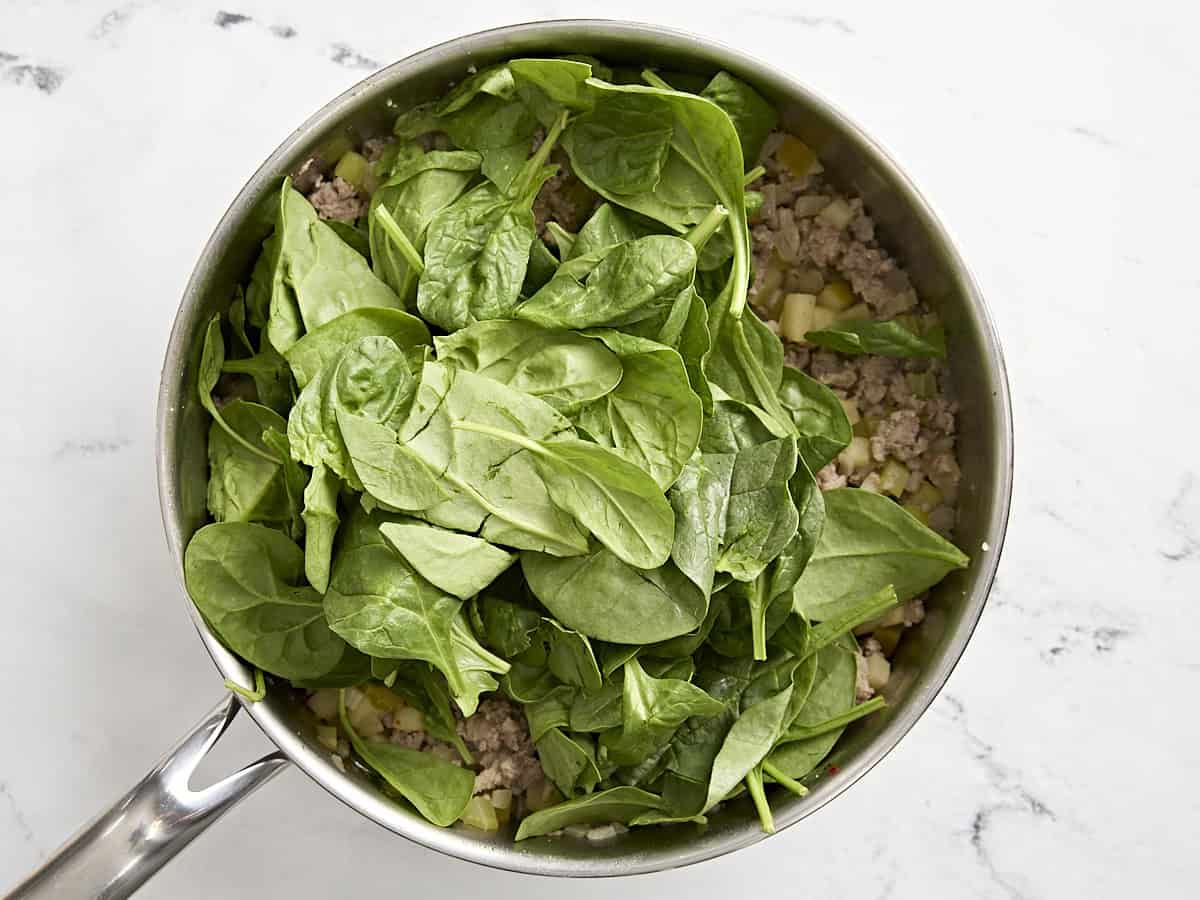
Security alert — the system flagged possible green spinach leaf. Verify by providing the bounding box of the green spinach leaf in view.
[792,488,969,621]
[183,523,348,680]
[338,691,474,826]
[380,520,515,600]
[522,547,706,644]
[573,330,703,490]
[282,307,430,390]
[700,71,777,163]
[778,365,852,473]
[805,319,947,358]
[515,786,666,840]
[434,319,622,413]
[301,462,340,593]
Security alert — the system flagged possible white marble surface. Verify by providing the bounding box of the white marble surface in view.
[2,1,1196,896]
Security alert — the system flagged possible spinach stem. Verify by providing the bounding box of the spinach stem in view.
[743,165,765,185]
[510,108,570,200]
[372,205,424,274]
[745,766,775,833]
[805,586,899,657]
[224,668,267,703]
[640,69,673,91]
[781,696,888,744]
[761,760,809,797]
[684,204,729,252]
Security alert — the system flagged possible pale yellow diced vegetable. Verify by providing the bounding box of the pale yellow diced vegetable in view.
[391,706,425,732]
[460,795,499,832]
[838,303,871,322]
[491,789,513,825]
[318,133,353,167]
[859,472,883,493]
[818,198,854,230]
[873,626,903,656]
[816,280,855,312]
[306,689,339,722]
[866,653,891,691]
[838,398,861,426]
[780,293,816,343]
[348,696,385,738]
[879,459,910,498]
[776,135,818,178]
[811,307,838,331]
[837,436,871,475]
[364,683,406,713]
[316,724,339,752]
[333,150,369,191]
[907,482,944,514]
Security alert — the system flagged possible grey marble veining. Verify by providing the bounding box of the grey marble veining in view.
[2,1,1196,897]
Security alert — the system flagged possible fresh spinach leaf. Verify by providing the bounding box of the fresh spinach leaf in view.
[541,619,603,692]
[301,462,340,593]
[522,547,706,644]
[573,330,703,490]
[525,684,577,742]
[379,521,515,600]
[271,180,404,345]
[561,91,673,194]
[566,203,642,260]
[569,683,624,732]
[197,315,280,464]
[282,307,430,390]
[474,595,542,658]
[805,319,947,358]
[700,71,777,163]
[601,658,723,767]
[416,113,568,330]
[766,639,857,778]
[221,343,294,415]
[792,488,969,621]
[205,400,295,528]
[703,683,793,811]
[510,57,596,126]
[434,319,622,413]
[515,785,666,840]
[668,451,734,597]
[534,728,601,797]
[183,523,348,681]
[516,235,698,330]
[778,365,852,473]
[453,422,674,569]
[338,691,474,826]
[369,150,481,299]
[392,362,589,555]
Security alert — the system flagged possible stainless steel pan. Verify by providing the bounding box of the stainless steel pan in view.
[9,20,1013,898]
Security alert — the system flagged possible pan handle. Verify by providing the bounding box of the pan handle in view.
[7,694,288,899]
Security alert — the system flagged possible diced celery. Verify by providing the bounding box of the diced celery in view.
[776,135,818,177]
[461,795,499,831]
[334,151,369,191]
[879,459,910,498]
[818,198,854,230]
[865,653,891,691]
[816,280,855,311]
[902,503,930,525]
[907,482,944,514]
[316,724,339,752]
[839,397,861,426]
[873,626,902,656]
[391,706,425,732]
[317,133,354,167]
[838,303,871,322]
[810,306,838,331]
[837,436,871,474]
[780,293,816,342]
[491,789,513,825]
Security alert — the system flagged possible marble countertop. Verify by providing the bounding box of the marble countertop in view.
[2,1,1195,897]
